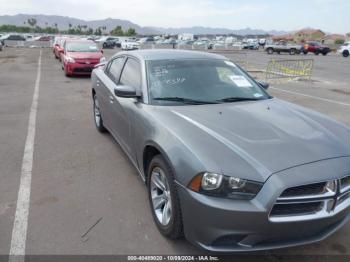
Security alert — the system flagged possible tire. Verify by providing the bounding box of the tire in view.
[315,51,320,55]
[322,52,328,56]
[290,49,296,55]
[343,50,349,58]
[64,66,71,77]
[303,51,308,55]
[147,155,183,239]
[266,48,274,54]
[103,43,107,49]
[93,94,107,133]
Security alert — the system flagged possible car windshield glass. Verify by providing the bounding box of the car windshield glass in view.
[147,59,270,105]
[66,42,99,52]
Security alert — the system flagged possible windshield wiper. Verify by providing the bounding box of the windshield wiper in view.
[153,97,218,105]
[217,97,262,103]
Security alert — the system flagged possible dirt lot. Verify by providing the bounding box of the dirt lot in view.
[0,47,349,260]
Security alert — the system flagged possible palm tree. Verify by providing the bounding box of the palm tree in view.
[27,18,37,28]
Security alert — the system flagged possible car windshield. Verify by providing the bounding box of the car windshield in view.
[147,59,270,105]
[66,42,99,52]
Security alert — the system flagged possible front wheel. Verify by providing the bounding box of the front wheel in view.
[266,48,274,54]
[93,94,107,133]
[290,49,296,55]
[343,50,349,57]
[148,155,183,239]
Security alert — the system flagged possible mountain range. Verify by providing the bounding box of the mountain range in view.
[0,14,289,36]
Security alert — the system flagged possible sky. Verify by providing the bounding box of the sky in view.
[0,0,349,33]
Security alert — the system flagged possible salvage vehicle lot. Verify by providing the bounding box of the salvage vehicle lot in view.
[0,47,350,257]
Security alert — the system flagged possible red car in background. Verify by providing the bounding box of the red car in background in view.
[61,40,105,77]
[53,37,65,60]
[302,41,331,55]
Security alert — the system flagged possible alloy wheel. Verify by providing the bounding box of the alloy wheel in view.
[150,167,172,226]
[94,96,101,127]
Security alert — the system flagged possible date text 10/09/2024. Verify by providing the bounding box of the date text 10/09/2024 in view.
[127,256,220,261]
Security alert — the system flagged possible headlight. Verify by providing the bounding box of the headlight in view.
[188,172,263,200]
[100,57,106,63]
[65,56,75,63]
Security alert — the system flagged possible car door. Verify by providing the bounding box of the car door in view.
[308,42,316,52]
[276,42,283,52]
[109,57,142,159]
[97,56,126,130]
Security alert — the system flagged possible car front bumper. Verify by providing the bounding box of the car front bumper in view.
[65,62,96,75]
[177,157,350,252]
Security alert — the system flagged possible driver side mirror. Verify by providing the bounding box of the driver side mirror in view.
[114,85,140,98]
[258,81,270,90]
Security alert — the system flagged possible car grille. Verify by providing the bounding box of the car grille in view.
[73,67,93,73]
[269,175,350,222]
[270,202,324,216]
[280,182,327,198]
[75,59,99,65]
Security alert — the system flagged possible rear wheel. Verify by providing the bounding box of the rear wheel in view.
[343,50,349,57]
[290,48,296,55]
[303,50,308,55]
[315,51,320,55]
[148,155,183,239]
[93,94,107,133]
[266,48,274,54]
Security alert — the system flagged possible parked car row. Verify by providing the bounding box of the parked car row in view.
[264,41,332,56]
[52,36,105,77]
[0,34,54,46]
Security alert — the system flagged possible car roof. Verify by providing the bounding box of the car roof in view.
[115,49,227,61]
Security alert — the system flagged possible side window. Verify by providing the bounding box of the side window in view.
[119,58,141,89]
[107,57,125,83]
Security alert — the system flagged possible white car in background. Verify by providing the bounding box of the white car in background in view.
[121,39,140,50]
[338,42,350,57]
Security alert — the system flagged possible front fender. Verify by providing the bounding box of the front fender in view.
[132,107,211,186]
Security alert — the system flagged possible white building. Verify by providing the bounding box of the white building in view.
[178,33,194,41]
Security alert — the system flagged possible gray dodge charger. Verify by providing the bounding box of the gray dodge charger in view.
[91,49,350,252]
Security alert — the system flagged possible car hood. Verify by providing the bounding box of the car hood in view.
[66,52,102,59]
[151,99,350,181]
